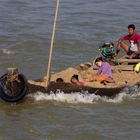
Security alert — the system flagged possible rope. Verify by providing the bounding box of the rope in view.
[6,73,20,83]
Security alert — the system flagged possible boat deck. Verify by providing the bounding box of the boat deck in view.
[42,62,140,89]
[28,57,140,95]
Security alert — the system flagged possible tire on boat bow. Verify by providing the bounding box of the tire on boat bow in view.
[0,73,28,102]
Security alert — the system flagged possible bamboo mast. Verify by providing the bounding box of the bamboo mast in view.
[45,0,60,85]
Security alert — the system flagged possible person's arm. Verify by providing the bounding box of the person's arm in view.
[93,64,99,70]
[117,37,124,43]
[98,63,110,75]
[116,37,125,55]
[136,40,140,54]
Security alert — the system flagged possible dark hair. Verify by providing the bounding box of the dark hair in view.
[95,57,103,63]
[71,74,79,83]
[128,24,135,30]
[56,78,64,83]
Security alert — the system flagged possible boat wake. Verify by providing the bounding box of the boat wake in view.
[29,84,140,104]
[1,48,15,55]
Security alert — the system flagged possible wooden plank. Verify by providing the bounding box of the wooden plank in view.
[112,65,134,71]
[118,59,140,64]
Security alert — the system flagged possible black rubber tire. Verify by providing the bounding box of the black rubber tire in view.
[0,74,28,102]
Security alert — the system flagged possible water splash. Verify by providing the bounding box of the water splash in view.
[29,85,140,104]
[1,49,15,55]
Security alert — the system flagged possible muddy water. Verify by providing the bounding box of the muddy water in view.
[0,0,140,139]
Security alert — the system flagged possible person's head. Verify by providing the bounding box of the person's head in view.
[71,74,79,84]
[95,57,103,67]
[56,78,64,83]
[128,24,135,36]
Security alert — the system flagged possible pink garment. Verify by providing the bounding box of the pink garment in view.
[123,33,140,45]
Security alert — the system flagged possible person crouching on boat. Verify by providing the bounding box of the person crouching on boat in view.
[86,57,115,83]
[116,24,140,59]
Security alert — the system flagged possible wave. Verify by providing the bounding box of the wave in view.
[29,85,140,104]
[1,49,15,55]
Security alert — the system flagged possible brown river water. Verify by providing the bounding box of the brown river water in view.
[0,0,140,139]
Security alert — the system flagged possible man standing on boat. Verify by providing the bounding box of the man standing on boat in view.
[116,24,140,58]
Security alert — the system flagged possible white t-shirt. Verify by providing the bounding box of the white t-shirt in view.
[130,40,138,52]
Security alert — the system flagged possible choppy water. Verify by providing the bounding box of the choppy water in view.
[0,0,140,139]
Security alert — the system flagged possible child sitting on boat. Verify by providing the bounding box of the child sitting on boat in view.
[86,57,115,83]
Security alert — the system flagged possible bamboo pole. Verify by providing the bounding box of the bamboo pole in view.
[45,0,60,85]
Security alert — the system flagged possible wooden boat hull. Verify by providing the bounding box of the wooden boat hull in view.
[28,82,125,97]
[28,57,140,97]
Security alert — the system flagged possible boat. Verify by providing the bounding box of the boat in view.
[28,56,140,97]
[0,56,140,102]
[0,0,140,102]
